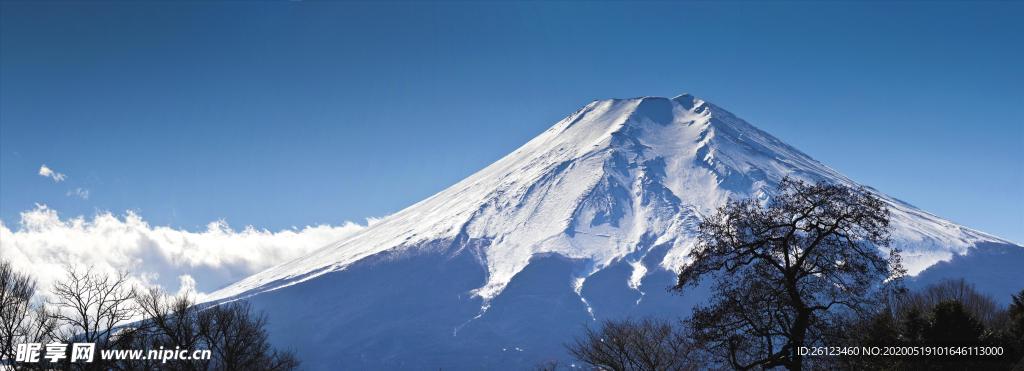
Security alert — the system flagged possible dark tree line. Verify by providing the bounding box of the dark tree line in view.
[567,318,692,371]
[0,260,298,371]
[842,280,1024,370]
[567,178,1023,370]
[569,284,1024,371]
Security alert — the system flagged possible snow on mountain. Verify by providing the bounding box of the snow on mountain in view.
[206,94,1020,369]
[211,94,1008,302]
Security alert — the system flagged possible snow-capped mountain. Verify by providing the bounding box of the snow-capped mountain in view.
[208,94,1021,370]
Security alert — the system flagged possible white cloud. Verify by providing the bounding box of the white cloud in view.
[0,205,368,300]
[38,164,67,182]
[66,188,90,200]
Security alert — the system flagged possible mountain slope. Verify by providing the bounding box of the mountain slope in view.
[208,94,1020,369]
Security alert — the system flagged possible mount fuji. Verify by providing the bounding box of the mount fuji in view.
[207,94,1022,369]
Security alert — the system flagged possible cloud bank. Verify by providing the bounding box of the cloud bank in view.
[0,205,368,300]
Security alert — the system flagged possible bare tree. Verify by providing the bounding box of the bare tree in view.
[1,260,59,369]
[50,265,138,348]
[196,301,299,371]
[129,287,299,371]
[567,318,693,371]
[1,259,37,363]
[125,287,206,371]
[533,359,562,371]
[1,259,57,370]
[135,287,202,349]
[674,177,904,370]
[4,263,298,370]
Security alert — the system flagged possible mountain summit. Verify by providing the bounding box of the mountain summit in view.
[209,94,1020,369]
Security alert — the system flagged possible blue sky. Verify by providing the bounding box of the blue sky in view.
[1,1,1021,242]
